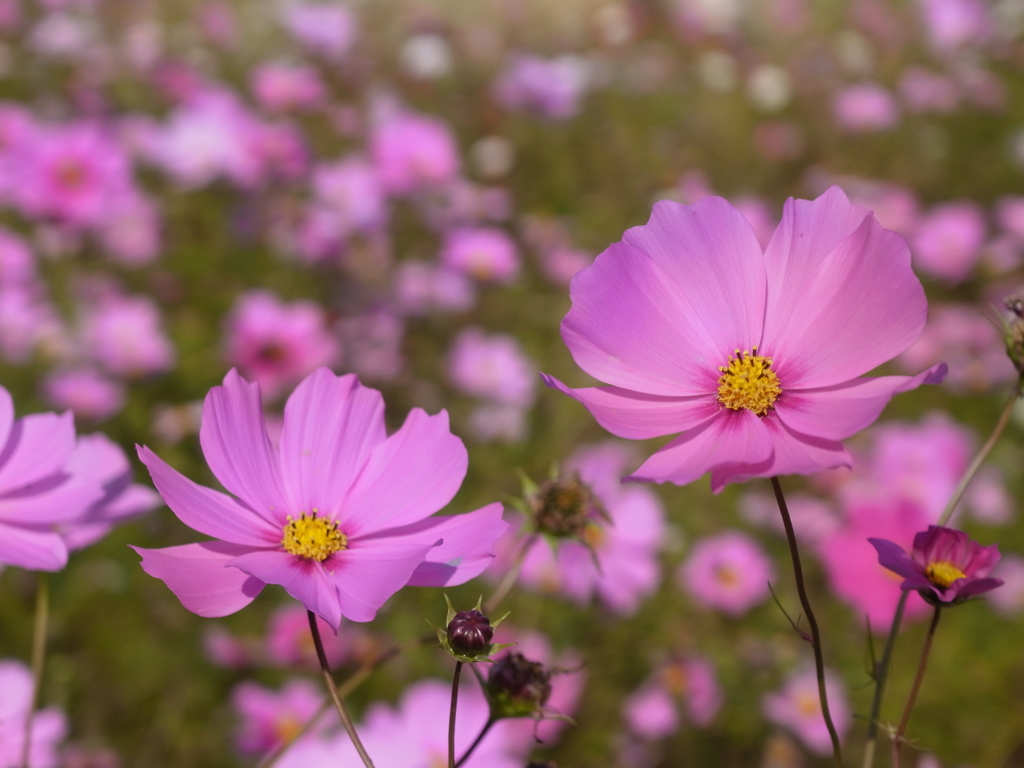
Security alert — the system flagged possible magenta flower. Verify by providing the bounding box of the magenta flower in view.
[0,660,67,768]
[762,667,850,756]
[132,368,507,630]
[623,657,722,739]
[544,186,946,492]
[232,679,323,755]
[680,530,774,616]
[869,525,1003,606]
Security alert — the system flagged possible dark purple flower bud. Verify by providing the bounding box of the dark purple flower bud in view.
[447,609,493,656]
[487,652,553,718]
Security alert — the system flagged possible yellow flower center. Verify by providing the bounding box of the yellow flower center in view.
[662,663,688,696]
[716,349,781,416]
[715,564,740,588]
[925,561,966,588]
[273,715,303,745]
[796,691,820,718]
[581,522,606,549]
[281,512,347,562]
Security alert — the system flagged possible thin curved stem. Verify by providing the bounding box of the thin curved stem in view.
[892,606,942,768]
[770,477,843,767]
[485,533,538,614]
[454,718,495,768]
[307,611,376,768]
[21,574,49,768]
[860,592,908,768]
[448,662,463,768]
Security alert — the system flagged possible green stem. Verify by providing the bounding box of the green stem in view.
[892,606,942,768]
[22,573,49,768]
[770,477,843,767]
[860,592,908,768]
[484,533,537,614]
[448,661,463,768]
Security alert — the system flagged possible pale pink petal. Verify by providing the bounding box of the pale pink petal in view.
[227,549,343,631]
[328,539,438,622]
[761,187,928,387]
[0,411,76,495]
[200,369,290,521]
[541,374,721,439]
[0,475,104,524]
[341,408,467,536]
[0,387,12,450]
[279,369,386,517]
[133,542,266,617]
[361,502,508,587]
[775,363,948,440]
[625,411,773,488]
[0,522,67,570]
[562,240,725,396]
[138,446,281,547]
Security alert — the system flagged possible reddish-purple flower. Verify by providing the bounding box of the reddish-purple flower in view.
[545,186,946,492]
[132,368,507,630]
[869,525,1003,606]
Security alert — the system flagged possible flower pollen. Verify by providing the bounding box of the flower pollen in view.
[925,560,966,588]
[282,512,347,562]
[716,348,781,416]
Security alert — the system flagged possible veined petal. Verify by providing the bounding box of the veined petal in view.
[138,446,281,547]
[625,411,773,489]
[0,522,67,570]
[541,374,720,439]
[341,408,467,537]
[279,369,386,518]
[227,549,343,632]
[132,542,265,617]
[359,502,508,587]
[774,364,948,441]
[200,369,290,522]
[761,187,928,388]
[328,538,438,623]
[0,411,76,495]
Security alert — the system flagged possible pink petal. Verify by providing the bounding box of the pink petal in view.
[137,446,281,547]
[0,522,67,570]
[227,549,343,631]
[760,187,928,388]
[625,411,773,489]
[0,411,76,495]
[0,475,104,524]
[342,408,467,536]
[360,502,509,587]
[329,538,438,623]
[200,369,291,522]
[133,542,266,617]
[0,386,12,450]
[278,369,386,518]
[541,374,721,439]
[774,364,948,441]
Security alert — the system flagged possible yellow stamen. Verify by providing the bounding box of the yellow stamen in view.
[715,564,741,588]
[716,348,782,416]
[662,663,688,696]
[282,512,347,562]
[925,561,965,588]
[796,692,820,718]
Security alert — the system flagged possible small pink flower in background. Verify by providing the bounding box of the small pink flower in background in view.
[96,191,161,266]
[251,63,326,113]
[441,227,520,284]
[623,656,722,739]
[898,67,959,114]
[870,525,1003,606]
[224,290,341,401]
[0,287,62,365]
[337,310,405,382]
[0,228,37,286]
[79,293,175,378]
[680,531,774,616]
[468,403,530,443]
[833,83,900,132]
[763,668,850,755]
[0,660,67,768]
[911,201,987,284]
[133,368,508,630]
[265,604,352,669]
[280,2,357,60]
[740,491,839,545]
[42,367,125,422]
[232,679,323,755]
[394,262,475,315]
[987,556,1024,616]
[493,54,588,120]
[371,110,460,195]
[538,247,593,285]
[545,187,944,492]
[841,178,920,236]
[312,157,387,236]
[916,0,992,52]
[203,625,250,668]
[996,196,1024,243]
[449,328,536,408]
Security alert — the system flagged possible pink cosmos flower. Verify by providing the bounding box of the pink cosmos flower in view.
[264,604,352,669]
[251,63,326,113]
[680,531,774,616]
[910,201,986,284]
[987,556,1024,616]
[544,187,945,492]
[79,293,175,378]
[917,0,992,52]
[623,656,722,739]
[42,367,125,422]
[280,2,357,60]
[0,660,67,768]
[371,110,460,195]
[869,525,1003,606]
[449,328,536,408]
[132,368,507,630]
[833,83,900,133]
[763,667,850,755]
[394,262,475,315]
[493,54,588,120]
[312,157,387,235]
[232,679,323,755]
[440,227,520,284]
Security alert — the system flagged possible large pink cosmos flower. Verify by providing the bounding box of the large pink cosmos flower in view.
[544,186,946,492]
[133,368,507,630]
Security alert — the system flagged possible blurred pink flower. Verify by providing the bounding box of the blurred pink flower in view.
[232,679,323,755]
[251,63,326,113]
[280,2,357,60]
[996,196,1024,243]
[338,310,405,382]
[899,67,959,114]
[545,187,944,492]
[80,294,175,378]
[468,403,530,443]
[987,555,1024,616]
[740,491,839,545]
[680,530,774,616]
[763,668,850,755]
[441,227,519,283]
[538,247,593,285]
[133,368,507,629]
[449,328,536,407]
[494,54,588,120]
[264,604,351,669]
[911,201,987,284]
[623,656,722,739]
[312,157,386,235]
[42,367,124,423]
[0,660,67,768]
[224,290,341,401]
[916,0,992,52]
[95,191,162,265]
[371,110,460,195]
[394,262,475,315]
[833,83,900,132]
[0,228,36,286]
[842,179,920,236]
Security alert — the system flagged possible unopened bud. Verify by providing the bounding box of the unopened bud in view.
[487,653,553,718]
[447,609,493,656]
[531,473,606,538]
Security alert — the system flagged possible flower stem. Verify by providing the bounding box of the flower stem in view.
[485,533,538,614]
[307,611,376,768]
[448,661,463,768]
[454,718,495,768]
[860,591,908,768]
[770,476,843,768]
[21,573,49,768]
[938,387,1019,527]
[892,606,942,768]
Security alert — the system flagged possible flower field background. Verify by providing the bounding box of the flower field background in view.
[1,0,1024,766]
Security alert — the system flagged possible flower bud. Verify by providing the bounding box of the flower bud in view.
[487,652,553,719]
[446,609,493,657]
[1003,295,1024,380]
[531,472,606,538]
